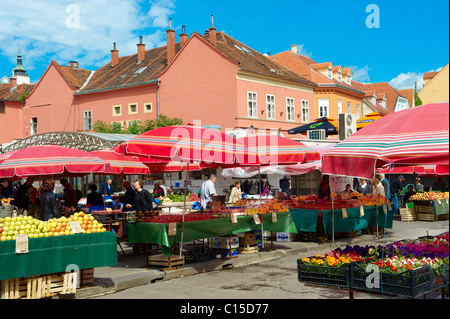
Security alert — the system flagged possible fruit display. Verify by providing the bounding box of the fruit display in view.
[0,212,107,241]
[144,212,217,223]
[358,194,386,206]
[410,191,449,201]
[245,199,289,215]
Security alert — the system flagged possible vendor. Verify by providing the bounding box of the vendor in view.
[355,178,372,195]
[0,179,13,199]
[13,177,34,209]
[403,185,417,203]
[343,184,353,194]
[317,175,331,201]
[86,184,104,206]
[414,177,424,192]
[153,183,164,196]
[25,187,40,219]
[229,181,243,203]
[59,178,78,210]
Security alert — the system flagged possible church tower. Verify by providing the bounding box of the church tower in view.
[12,48,30,84]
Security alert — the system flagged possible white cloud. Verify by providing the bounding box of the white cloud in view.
[0,0,176,74]
[296,44,312,58]
[349,65,371,83]
[388,67,444,91]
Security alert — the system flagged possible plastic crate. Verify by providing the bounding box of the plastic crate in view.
[297,257,352,288]
[350,261,432,298]
[431,263,449,290]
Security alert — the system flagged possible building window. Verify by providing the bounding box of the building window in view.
[30,117,38,135]
[144,103,153,113]
[128,103,138,114]
[301,100,309,122]
[247,92,257,118]
[286,98,295,121]
[112,105,122,116]
[347,102,351,114]
[84,111,92,131]
[266,95,275,120]
[338,71,342,82]
[356,104,360,118]
[347,76,352,85]
[328,68,332,79]
[318,98,329,117]
[338,100,342,114]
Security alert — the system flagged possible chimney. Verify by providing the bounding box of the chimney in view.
[208,15,217,46]
[137,36,145,63]
[10,73,17,90]
[166,18,175,64]
[291,44,298,54]
[180,25,188,48]
[111,42,119,66]
[68,61,79,68]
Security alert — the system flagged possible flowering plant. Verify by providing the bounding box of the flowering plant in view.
[301,254,363,268]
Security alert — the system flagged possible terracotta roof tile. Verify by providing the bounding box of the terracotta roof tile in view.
[423,71,438,79]
[364,82,407,113]
[398,89,414,108]
[310,62,332,70]
[53,61,92,89]
[0,83,35,102]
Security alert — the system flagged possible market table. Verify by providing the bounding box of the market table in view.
[0,232,118,281]
[290,206,393,234]
[128,211,297,256]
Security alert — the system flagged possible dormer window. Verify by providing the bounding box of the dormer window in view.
[347,75,352,85]
[328,67,332,79]
[337,70,342,82]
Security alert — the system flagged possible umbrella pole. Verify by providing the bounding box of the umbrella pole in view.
[179,163,189,259]
[259,166,264,250]
[331,176,335,244]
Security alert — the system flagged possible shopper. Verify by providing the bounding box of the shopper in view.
[126,179,156,212]
[201,175,217,210]
[25,186,40,218]
[355,178,372,195]
[390,175,405,214]
[13,177,34,209]
[371,178,385,196]
[318,175,331,201]
[39,180,60,221]
[59,178,78,209]
[159,179,168,196]
[378,174,390,200]
[121,181,135,212]
[414,177,424,192]
[229,181,243,203]
[101,179,113,195]
[86,184,104,206]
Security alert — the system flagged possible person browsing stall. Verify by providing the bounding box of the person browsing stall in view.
[126,179,156,212]
[121,181,135,212]
[201,175,217,210]
[59,178,79,210]
[39,180,60,221]
[229,181,243,203]
[86,184,104,206]
[100,179,113,195]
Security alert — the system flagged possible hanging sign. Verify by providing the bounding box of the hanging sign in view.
[15,234,29,254]
[272,212,277,223]
[253,214,261,225]
[360,206,364,216]
[168,223,177,236]
[69,221,83,234]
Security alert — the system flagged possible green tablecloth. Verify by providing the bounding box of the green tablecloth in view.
[290,206,393,234]
[0,232,118,281]
[128,212,297,256]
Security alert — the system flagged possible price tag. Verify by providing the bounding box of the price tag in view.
[437,199,441,204]
[15,234,29,254]
[68,221,83,234]
[168,222,177,236]
[446,198,448,204]
[359,206,364,216]
[253,214,261,225]
[230,212,237,223]
[272,212,277,223]
[342,208,348,219]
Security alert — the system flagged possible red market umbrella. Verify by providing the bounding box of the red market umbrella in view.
[91,149,150,175]
[115,125,259,166]
[237,135,321,165]
[377,164,449,176]
[0,145,111,178]
[322,102,449,179]
[143,158,202,173]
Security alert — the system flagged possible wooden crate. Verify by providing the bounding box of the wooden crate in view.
[239,233,256,247]
[400,208,416,222]
[147,254,185,269]
[1,273,76,299]
[415,205,434,213]
[80,268,94,286]
[237,244,259,254]
[417,213,437,222]
[438,214,449,221]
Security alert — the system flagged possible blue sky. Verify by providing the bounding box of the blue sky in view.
[0,0,448,90]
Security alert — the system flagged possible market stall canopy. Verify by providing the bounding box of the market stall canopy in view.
[377,164,449,176]
[288,117,338,136]
[0,145,111,178]
[115,125,261,167]
[237,135,321,165]
[90,149,150,175]
[322,101,450,179]
[356,112,386,130]
[143,157,203,173]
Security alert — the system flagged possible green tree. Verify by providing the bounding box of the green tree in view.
[126,120,144,134]
[92,120,112,133]
[414,91,422,106]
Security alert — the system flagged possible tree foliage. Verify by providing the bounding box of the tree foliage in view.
[92,115,183,134]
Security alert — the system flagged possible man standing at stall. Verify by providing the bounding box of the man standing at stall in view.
[60,178,78,211]
[201,175,217,210]
[390,175,405,214]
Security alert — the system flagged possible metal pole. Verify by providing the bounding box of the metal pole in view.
[179,163,189,259]
[259,166,264,250]
[331,176,335,243]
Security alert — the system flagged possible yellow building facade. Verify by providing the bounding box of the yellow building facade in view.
[418,63,449,104]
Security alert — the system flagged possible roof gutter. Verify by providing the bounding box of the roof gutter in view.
[73,79,160,95]
[316,83,365,95]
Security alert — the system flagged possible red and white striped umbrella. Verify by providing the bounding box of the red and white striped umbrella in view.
[90,149,150,175]
[322,102,449,179]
